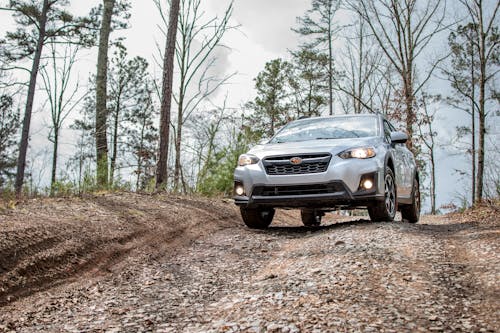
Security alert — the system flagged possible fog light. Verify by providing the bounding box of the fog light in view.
[363,179,373,190]
[235,185,245,196]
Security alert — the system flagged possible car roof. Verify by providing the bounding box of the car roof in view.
[293,114,380,123]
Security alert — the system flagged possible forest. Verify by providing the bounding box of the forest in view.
[0,0,498,212]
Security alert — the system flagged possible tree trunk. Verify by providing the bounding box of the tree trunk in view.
[328,23,333,116]
[15,0,50,196]
[356,19,363,114]
[50,127,59,195]
[477,84,485,202]
[476,4,486,203]
[156,0,181,189]
[110,99,120,185]
[95,0,115,188]
[403,74,415,152]
[430,149,436,215]
[471,49,476,204]
[173,94,183,191]
[136,118,146,190]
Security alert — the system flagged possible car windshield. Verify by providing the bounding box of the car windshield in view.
[270,116,378,144]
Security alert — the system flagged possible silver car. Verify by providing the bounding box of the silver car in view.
[233,114,420,228]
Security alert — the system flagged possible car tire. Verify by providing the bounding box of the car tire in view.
[401,177,420,223]
[368,167,397,222]
[301,209,321,226]
[240,207,274,229]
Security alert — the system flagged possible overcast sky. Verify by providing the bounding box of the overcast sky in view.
[1,0,496,211]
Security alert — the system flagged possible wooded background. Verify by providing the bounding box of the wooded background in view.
[0,0,498,213]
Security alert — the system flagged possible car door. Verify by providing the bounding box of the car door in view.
[383,120,408,197]
[401,144,417,191]
[389,121,414,197]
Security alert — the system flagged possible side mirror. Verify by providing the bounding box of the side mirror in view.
[390,131,408,144]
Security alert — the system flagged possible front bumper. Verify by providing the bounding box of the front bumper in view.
[234,154,385,209]
[234,180,383,209]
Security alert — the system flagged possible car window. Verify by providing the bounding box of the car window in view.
[383,120,392,143]
[270,116,378,144]
[387,121,397,132]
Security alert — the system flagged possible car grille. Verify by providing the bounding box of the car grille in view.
[253,182,346,197]
[263,154,331,175]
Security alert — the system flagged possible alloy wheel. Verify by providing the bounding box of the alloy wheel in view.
[385,174,396,216]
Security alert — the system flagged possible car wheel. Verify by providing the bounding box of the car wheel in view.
[401,178,420,223]
[301,209,321,226]
[368,167,397,222]
[240,207,274,229]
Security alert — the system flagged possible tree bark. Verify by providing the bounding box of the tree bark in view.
[110,95,121,185]
[328,13,333,116]
[477,70,485,202]
[173,92,183,191]
[95,0,115,188]
[476,1,486,203]
[156,0,180,189]
[50,128,59,195]
[15,0,49,196]
[471,48,476,204]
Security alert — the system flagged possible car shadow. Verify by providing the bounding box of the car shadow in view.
[263,218,373,237]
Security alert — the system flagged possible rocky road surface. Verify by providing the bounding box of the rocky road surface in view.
[0,202,498,332]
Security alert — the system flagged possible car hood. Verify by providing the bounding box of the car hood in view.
[248,136,382,159]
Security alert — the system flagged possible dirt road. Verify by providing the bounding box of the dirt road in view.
[0,194,498,332]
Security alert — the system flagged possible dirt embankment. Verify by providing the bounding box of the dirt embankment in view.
[0,193,239,305]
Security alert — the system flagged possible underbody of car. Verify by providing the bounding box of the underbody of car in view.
[234,114,420,228]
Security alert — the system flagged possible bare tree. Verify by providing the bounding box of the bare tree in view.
[335,16,385,114]
[442,23,481,203]
[191,97,229,191]
[1,0,95,196]
[40,40,83,194]
[416,93,439,214]
[349,0,448,151]
[169,0,235,191]
[155,0,180,190]
[456,0,499,202]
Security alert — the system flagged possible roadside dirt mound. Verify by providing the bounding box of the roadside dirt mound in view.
[0,192,240,305]
[447,199,500,225]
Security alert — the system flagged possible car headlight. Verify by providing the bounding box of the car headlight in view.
[238,154,260,166]
[339,147,376,159]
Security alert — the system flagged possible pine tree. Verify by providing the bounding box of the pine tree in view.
[124,87,158,191]
[107,43,152,185]
[95,0,116,188]
[293,0,341,115]
[246,58,293,138]
[289,49,329,118]
[93,0,131,188]
[155,0,180,190]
